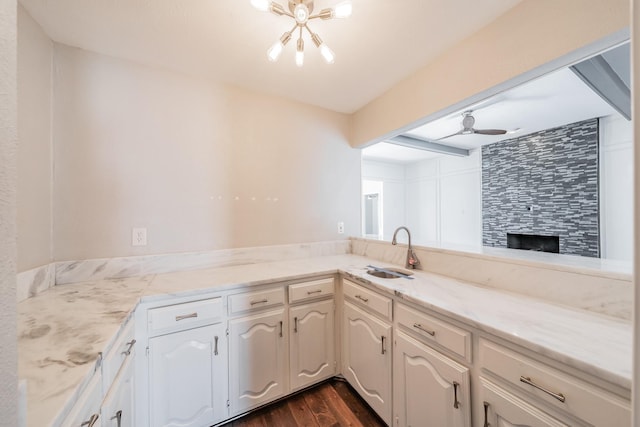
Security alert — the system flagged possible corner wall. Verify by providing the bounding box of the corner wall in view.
[0,0,18,424]
[52,45,361,261]
[17,5,52,271]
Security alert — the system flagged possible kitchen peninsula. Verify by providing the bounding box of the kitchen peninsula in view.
[18,241,632,427]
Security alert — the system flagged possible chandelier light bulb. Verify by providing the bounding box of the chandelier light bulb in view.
[296,38,304,67]
[267,41,284,62]
[319,43,335,64]
[267,31,291,62]
[332,1,352,18]
[311,32,335,64]
[250,0,270,12]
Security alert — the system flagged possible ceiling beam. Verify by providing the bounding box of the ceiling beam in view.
[387,135,470,157]
[570,55,631,120]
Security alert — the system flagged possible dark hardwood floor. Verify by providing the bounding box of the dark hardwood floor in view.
[218,379,387,427]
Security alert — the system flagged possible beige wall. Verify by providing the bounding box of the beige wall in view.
[17,5,52,271]
[52,44,360,261]
[0,0,18,424]
[352,0,630,147]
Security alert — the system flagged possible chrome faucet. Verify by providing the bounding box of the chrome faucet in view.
[392,226,420,269]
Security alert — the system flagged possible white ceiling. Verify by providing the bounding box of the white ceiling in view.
[363,67,621,163]
[19,0,522,113]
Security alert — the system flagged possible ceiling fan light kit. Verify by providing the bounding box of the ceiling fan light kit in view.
[252,0,352,66]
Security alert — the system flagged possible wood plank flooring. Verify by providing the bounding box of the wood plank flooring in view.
[219,379,387,427]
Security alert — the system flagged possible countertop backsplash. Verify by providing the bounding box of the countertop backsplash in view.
[17,237,632,319]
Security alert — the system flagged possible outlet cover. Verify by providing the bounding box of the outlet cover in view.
[132,227,147,246]
[337,222,345,234]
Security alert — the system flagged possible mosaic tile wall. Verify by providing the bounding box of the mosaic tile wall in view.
[482,118,599,257]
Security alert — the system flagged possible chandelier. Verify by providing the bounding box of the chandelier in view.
[251,0,352,66]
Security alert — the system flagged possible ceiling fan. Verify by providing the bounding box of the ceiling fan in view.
[438,110,507,140]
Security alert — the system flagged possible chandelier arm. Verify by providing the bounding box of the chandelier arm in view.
[309,9,333,20]
[302,23,314,36]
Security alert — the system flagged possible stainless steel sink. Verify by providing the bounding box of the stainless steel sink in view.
[367,268,414,279]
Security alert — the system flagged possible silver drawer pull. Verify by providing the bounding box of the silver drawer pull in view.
[214,336,219,356]
[413,323,436,336]
[307,289,322,295]
[81,414,99,427]
[250,298,269,306]
[121,339,136,356]
[355,294,369,303]
[453,381,460,409]
[175,312,198,321]
[519,376,566,403]
[483,401,490,427]
[110,410,122,427]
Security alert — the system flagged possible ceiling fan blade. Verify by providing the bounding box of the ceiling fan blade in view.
[473,129,507,135]
[437,130,464,140]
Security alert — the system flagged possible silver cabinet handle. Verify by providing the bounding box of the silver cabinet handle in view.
[279,321,283,337]
[294,317,298,333]
[355,294,369,303]
[121,339,136,356]
[250,298,268,306]
[110,410,122,427]
[381,335,386,354]
[519,376,566,403]
[175,312,198,321]
[413,323,436,336]
[214,336,219,356]
[307,289,322,295]
[483,401,490,427]
[81,413,99,427]
[453,381,460,409]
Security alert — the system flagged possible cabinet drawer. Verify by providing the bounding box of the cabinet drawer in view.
[229,287,285,315]
[102,318,136,394]
[396,303,471,361]
[148,297,223,334]
[289,278,334,303]
[343,279,392,320]
[479,339,630,426]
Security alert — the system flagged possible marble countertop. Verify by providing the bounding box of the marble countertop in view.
[18,254,633,427]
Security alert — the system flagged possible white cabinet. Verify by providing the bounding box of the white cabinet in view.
[148,323,228,427]
[342,301,392,425]
[289,299,335,391]
[479,377,569,427]
[228,309,287,415]
[101,356,135,427]
[394,331,470,427]
[61,372,102,427]
[479,339,631,427]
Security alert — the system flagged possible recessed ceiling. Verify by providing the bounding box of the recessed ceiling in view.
[363,65,621,163]
[18,0,522,113]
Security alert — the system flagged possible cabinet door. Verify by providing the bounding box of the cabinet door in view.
[394,331,471,427]
[228,309,287,415]
[290,299,335,391]
[479,377,569,427]
[342,302,392,425]
[149,323,227,427]
[102,356,134,427]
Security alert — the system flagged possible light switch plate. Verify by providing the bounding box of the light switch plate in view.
[337,222,345,234]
